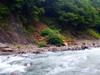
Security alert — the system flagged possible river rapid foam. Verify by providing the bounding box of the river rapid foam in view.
[0,48,100,75]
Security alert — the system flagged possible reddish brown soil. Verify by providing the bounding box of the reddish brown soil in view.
[32,20,48,42]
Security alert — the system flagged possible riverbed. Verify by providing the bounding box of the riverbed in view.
[0,47,100,75]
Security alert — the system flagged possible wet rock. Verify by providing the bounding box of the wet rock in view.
[33,51,41,54]
[81,45,88,50]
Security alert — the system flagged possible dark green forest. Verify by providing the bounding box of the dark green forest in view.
[0,0,100,45]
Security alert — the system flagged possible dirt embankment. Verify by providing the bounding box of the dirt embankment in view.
[0,15,34,44]
[0,28,30,44]
[0,16,100,55]
[0,17,49,44]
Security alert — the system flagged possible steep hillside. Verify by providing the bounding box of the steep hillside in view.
[0,0,100,46]
[0,16,34,44]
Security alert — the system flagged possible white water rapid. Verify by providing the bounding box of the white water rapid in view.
[0,48,100,75]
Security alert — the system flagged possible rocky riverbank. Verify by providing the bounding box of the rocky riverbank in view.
[0,40,100,55]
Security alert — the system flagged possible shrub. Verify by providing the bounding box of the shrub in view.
[41,28,60,37]
[48,37,64,46]
[41,28,64,46]
[41,28,53,36]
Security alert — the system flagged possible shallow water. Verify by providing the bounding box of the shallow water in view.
[0,48,100,75]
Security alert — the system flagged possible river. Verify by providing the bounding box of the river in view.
[0,48,100,75]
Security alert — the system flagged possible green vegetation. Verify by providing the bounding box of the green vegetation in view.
[0,0,100,29]
[48,37,64,46]
[41,28,60,37]
[88,29,100,39]
[0,0,100,45]
[41,28,64,46]
[38,41,47,47]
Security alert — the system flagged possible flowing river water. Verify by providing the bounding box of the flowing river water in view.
[0,48,100,75]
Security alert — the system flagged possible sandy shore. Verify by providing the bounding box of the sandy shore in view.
[0,40,100,55]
